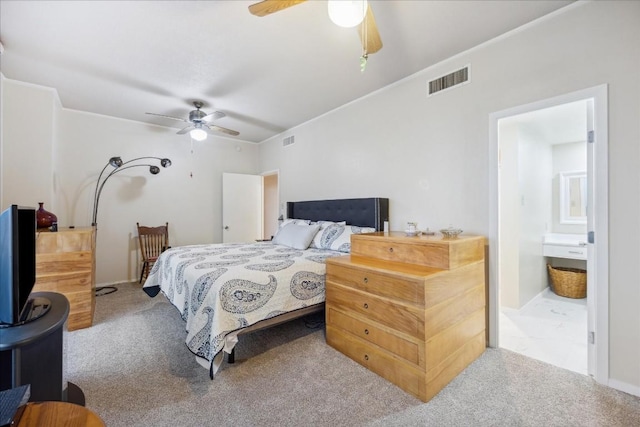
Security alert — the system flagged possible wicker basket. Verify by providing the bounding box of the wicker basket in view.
[547,264,586,299]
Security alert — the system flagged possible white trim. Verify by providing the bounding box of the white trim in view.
[607,379,640,398]
[489,85,609,387]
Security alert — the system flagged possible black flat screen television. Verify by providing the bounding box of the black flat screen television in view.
[0,205,37,326]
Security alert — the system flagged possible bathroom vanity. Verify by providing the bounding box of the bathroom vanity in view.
[543,233,587,260]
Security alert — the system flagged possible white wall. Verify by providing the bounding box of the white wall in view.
[498,122,519,309]
[259,2,640,392]
[1,78,260,284]
[1,79,57,210]
[498,121,553,310]
[518,128,552,307]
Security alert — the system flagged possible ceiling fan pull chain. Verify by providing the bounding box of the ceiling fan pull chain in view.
[360,3,368,73]
[360,2,369,73]
[360,53,368,73]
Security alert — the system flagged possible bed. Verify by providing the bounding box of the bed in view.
[143,197,389,377]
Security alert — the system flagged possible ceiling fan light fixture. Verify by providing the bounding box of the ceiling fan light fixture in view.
[328,0,367,28]
[190,126,207,141]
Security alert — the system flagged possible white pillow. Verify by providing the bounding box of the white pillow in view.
[309,221,347,248]
[279,218,311,229]
[272,222,321,250]
[315,224,377,253]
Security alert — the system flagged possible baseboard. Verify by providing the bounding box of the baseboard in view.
[96,280,137,287]
[607,378,640,397]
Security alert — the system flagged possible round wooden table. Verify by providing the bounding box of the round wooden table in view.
[16,401,105,427]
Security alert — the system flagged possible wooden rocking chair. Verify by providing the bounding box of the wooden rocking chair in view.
[137,222,169,284]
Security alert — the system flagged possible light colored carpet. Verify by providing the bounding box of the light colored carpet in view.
[65,283,640,426]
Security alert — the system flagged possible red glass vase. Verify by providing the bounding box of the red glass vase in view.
[37,202,58,229]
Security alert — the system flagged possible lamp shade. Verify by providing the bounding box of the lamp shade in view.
[328,0,367,28]
[109,156,123,168]
[190,127,207,141]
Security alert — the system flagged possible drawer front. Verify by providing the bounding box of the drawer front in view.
[36,230,94,254]
[327,306,422,366]
[351,239,450,269]
[36,251,93,275]
[34,271,93,294]
[425,308,485,367]
[326,283,423,338]
[326,263,423,305]
[543,244,587,260]
[327,325,424,401]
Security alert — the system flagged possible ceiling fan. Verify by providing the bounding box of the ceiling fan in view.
[249,0,382,66]
[146,101,240,140]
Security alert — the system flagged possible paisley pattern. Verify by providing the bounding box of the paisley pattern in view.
[290,271,325,300]
[263,252,303,260]
[245,260,295,272]
[142,241,345,376]
[317,223,344,248]
[187,306,214,359]
[220,275,278,313]
[191,268,227,314]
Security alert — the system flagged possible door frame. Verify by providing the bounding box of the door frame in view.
[261,169,280,240]
[488,85,609,384]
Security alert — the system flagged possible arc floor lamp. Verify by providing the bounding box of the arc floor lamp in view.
[92,156,172,295]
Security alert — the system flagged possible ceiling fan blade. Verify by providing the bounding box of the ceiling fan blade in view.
[248,0,306,17]
[202,111,226,122]
[176,125,195,135]
[206,124,240,137]
[145,112,188,123]
[358,5,382,54]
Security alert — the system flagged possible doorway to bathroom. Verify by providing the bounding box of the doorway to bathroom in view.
[488,86,609,383]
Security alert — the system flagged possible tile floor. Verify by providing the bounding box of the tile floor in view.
[499,287,588,375]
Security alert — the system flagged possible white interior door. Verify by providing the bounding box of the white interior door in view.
[222,173,263,243]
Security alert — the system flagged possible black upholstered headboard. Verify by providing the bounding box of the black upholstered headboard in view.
[287,198,389,231]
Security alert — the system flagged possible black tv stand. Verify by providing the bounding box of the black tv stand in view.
[13,296,52,326]
[0,292,85,405]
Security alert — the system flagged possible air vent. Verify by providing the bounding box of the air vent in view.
[283,136,295,147]
[427,65,470,97]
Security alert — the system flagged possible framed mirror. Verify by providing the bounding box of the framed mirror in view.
[559,171,587,224]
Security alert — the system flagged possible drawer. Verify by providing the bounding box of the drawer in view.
[36,230,94,253]
[36,251,93,274]
[351,233,485,269]
[326,263,423,305]
[326,283,423,338]
[327,306,422,365]
[34,271,93,293]
[326,325,424,401]
[351,239,450,268]
[543,244,587,260]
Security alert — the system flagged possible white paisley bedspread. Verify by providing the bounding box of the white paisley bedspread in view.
[142,241,344,375]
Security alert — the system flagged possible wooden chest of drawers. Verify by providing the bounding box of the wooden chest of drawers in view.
[33,227,96,331]
[326,231,486,402]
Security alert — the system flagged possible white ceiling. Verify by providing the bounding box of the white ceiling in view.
[0,0,574,143]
